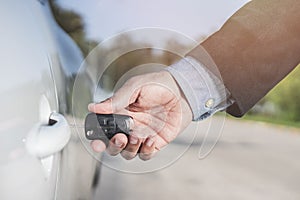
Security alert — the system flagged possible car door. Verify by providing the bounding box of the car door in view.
[0,1,68,199]
[27,1,99,200]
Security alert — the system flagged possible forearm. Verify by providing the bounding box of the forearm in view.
[188,0,300,117]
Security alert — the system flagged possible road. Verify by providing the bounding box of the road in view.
[93,116,300,200]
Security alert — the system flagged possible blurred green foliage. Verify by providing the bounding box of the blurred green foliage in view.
[265,65,300,122]
[49,0,97,56]
[248,65,300,126]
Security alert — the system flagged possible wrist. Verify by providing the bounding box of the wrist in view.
[165,56,233,121]
[160,70,193,124]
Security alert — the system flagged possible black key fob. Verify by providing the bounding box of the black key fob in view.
[84,113,132,145]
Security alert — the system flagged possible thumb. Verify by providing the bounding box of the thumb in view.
[88,98,114,114]
[88,81,140,114]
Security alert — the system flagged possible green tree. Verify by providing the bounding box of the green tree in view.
[265,65,300,122]
[49,0,97,56]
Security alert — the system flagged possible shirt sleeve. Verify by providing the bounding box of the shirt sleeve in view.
[165,56,234,121]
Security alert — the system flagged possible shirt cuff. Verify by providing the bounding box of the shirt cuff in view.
[165,56,234,121]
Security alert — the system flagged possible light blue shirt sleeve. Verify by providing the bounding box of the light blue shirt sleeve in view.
[165,56,234,121]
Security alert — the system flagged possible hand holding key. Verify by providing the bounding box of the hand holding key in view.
[88,71,192,161]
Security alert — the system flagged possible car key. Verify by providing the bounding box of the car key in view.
[84,113,133,145]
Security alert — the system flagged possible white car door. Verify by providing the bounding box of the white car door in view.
[0,1,69,199]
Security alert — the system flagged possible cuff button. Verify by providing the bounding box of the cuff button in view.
[205,98,215,108]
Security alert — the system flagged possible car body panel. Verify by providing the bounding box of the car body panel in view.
[0,1,98,200]
[0,1,59,199]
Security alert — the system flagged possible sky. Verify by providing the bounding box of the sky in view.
[57,0,249,42]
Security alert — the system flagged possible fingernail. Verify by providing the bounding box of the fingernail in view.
[95,144,106,152]
[146,137,155,147]
[114,138,123,148]
[88,103,95,110]
[129,135,138,145]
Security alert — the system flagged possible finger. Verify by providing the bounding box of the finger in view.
[91,140,106,153]
[88,79,141,114]
[106,133,128,156]
[130,111,166,134]
[139,136,157,161]
[120,135,142,160]
[129,119,158,140]
[88,98,113,114]
[112,83,140,112]
[155,132,173,151]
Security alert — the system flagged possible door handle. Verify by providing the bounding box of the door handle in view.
[26,112,71,158]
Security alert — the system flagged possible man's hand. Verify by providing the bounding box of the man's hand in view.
[88,71,192,161]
